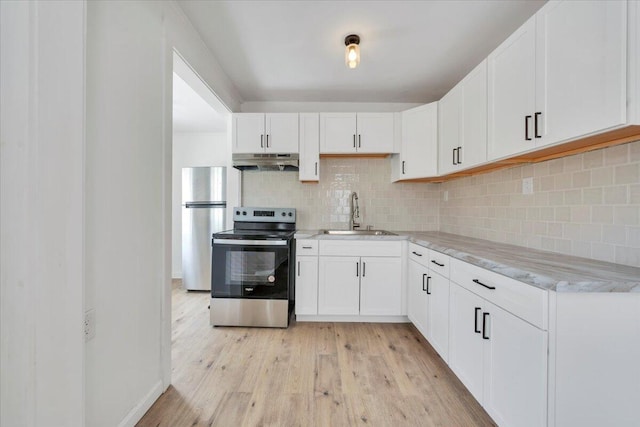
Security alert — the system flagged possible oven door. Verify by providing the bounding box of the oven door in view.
[211,238,290,299]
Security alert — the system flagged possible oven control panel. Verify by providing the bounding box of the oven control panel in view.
[233,207,296,223]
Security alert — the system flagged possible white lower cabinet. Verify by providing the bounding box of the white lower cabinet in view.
[318,255,402,316]
[449,281,547,427]
[295,256,318,315]
[407,260,429,335]
[360,256,402,316]
[318,256,360,315]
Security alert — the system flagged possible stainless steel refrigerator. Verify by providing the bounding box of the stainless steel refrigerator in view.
[182,167,227,290]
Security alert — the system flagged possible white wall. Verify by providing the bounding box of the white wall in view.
[2,1,241,426]
[1,1,85,425]
[84,2,242,426]
[172,132,228,277]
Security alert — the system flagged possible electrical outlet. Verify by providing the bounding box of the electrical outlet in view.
[522,177,534,195]
[84,309,96,342]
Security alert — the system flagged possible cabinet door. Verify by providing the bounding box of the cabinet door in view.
[487,17,536,160]
[438,86,462,176]
[265,113,299,153]
[448,282,484,402]
[535,0,626,148]
[233,113,265,153]
[356,113,395,153]
[427,271,450,362]
[401,102,438,179]
[299,113,319,181]
[295,256,318,315]
[407,260,429,338]
[319,113,356,153]
[360,256,402,316]
[461,60,488,168]
[482,301,547,427]
[318,256,360,315]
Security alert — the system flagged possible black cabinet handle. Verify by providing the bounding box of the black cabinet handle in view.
[402,160,406,174]
[353,134,356,148]
[362,261,366,277]
[297,261,301,276]
[474,307,481,333]
[473,279,495,290]
[358,134,361,148]
[261,134,264,148]
[356,262,359,277]
[266,134,269,148]
[422,274,427,292]
[412,251,423,257]
[426,276,431,295]
[525,115,532,141]
[452,148,456,165]
[302,246,312,249]
[534,112,542,138]
[456,146,462,164]
[482,313,490,340]
[431,260,444,267]
[315,162,318,176]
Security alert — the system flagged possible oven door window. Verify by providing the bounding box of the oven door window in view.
[212,243,289,299]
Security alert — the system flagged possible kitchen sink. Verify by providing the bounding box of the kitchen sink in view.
[319,229,397,236]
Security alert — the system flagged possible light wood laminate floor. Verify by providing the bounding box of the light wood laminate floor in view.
[137,282,496,426]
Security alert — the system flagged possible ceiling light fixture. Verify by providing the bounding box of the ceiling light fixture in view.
[344,34,360,69]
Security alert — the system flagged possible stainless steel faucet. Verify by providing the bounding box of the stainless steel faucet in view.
[349,191,360,230]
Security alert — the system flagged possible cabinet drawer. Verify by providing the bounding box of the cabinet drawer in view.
[450,258,548,330]
[408,243,429,267]
[319,240,402,257]
[296,239,318,255]
[427,249,450,278]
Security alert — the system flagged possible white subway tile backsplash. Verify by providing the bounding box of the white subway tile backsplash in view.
[441,140,639,267]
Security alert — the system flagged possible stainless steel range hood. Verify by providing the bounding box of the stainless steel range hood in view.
[232,153,299,171]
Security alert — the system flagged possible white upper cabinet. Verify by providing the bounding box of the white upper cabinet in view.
[535,0,627,146]
[489,0,627,161]
[232,113,299,153]
[487,17,537,160]
[395,102,438,180]
[439,60,488,176]
[298,113,320,182]
[320,112,395,154]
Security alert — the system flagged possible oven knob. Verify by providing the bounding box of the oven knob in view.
[281,212,286,217]
[288,212,293,217]
[235,210,240,215]
[242,211,247,215]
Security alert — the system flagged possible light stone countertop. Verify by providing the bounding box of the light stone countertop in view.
[294,230,640,293]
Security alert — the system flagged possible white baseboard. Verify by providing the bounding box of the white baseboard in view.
[296,314,410,323]
[118,380,163,427]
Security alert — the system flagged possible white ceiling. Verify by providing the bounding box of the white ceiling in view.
[177,0,546,104]
[173,72,227,132]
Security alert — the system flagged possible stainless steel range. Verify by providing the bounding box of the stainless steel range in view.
[210,207,296,328]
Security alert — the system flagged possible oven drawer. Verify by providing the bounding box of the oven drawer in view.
[296,239,318,255]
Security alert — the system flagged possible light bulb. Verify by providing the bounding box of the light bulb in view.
[345,42,360,69]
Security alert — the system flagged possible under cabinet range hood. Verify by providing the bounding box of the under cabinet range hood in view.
[232,153,299,171]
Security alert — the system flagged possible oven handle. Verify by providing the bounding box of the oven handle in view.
[212,239,288,246]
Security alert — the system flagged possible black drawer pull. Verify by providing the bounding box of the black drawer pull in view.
[412,251,423,257]
[302,246,313,249]
[431,260,444,267]
[474,307,481,334]
[482,313,490,340]
[473,279,495,290]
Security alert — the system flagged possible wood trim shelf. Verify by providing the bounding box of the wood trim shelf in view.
[397,125,640,183]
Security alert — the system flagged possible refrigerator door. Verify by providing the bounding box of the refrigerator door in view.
[182,166,226,203]
[182,204,226,290]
